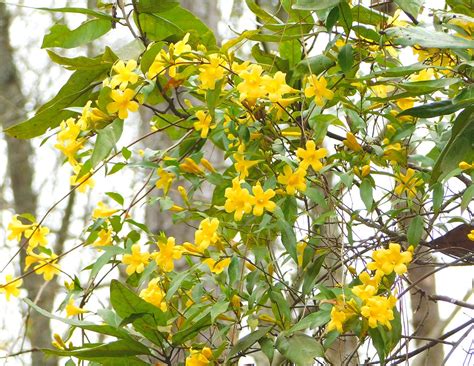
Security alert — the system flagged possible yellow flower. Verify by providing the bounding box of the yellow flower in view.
[172,33,192,56]
[156,167,175,194]
[343,132,362,152]
[92,201,119,219]
[367,243,413,276]
[250,182,276,216]
[396,98,415,110]
[198,54,226,90]
[468,230,474,241]
[7,215,34,242]
[224,178,253,221]
[106,88,139,119]
[54,118,85,164]
[277,165,307,195]
[186,347,212,366]
[140,278,167,311]
[410,68,435,82]
[304,75,334,106]
[361,295,397,329]
[24,225,50,249]
[65,299,87,317]
[394,168,423,198]
[0,274,22,301]
[459,161,473,170]
[148,49,169,79]
[110,59,139,90]
[195,218,220,251]
[296,141,327,171]
[233,151,259,179]
[148,34,192,79]
[153,237,183,272]
[193,110,215,138]
[326,306,349,333]
[25,252,61,281]
[93,228,113,248]
[354,165,371,178]
[236,64,266,102]
[203,257,231,274]
[70,165,95,193]
[262,71,295,103]
[122,244,150,276]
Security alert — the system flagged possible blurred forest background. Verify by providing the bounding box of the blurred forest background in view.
[0,1,472,365]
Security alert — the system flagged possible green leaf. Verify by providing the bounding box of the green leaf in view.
[394,0,424,19]
[4,68,107,139]
[385,26,474,49]
[407,215,424,246]
[211,301,229,322]
[136,0,179,12]
[276,333,324,366]
[338,2,352,32]
[279,219,298,263]
[338,44,353,73]
[138,6,216,49]
[432,182,444,212]
[289,310,331,333]
[251,44,289,73]
[304,187,329,209]
[42,19,112,49]
[259,337,275,363]
[398,78,459,94]
[227,327,270,359]
[47,48,117,70]
[351,5,387,26]
[369,327,387,363]
[43,340,150,360]
[270,290,291,322]
[398,100,466,118]
[90,246,124,278]
[279,40,302,68]
[360,178,373,211]
[446,0,473,16]
[302,254,326,295]
[461,185,474,212]
[294,55,335,76]
[105,192,124,206]
[431,107,474,183]
[325,6,339,30]
[245,0,281,23]
[91,119,124,169]
[110,280,167,323]
[293,0,341,11]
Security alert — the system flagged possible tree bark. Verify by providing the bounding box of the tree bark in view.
[0,4,57,365]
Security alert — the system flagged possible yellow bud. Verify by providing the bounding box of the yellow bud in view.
[361,165,371,177]
[231,294,241,309]
[53,334,66,349]
[245,261,256,271]
[200,158,216,173]
[459,161,472,170]
[348,266,357,275]
[178,185,190,205]
[170,204,185,212]
[267,263,274,276]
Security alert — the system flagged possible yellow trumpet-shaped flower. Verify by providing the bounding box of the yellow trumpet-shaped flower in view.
[394,168,423,198]
[250,182,276,216]
[122,244,150,276]
[93,228,113,248]
[152,237,183,273]
[304,75,334,106]
[106,88,139,119]
[277,165,307,195]
[140,278,167,311]
[155,167,175,194]
[92,201,119,219]
[224,178,253,221]
[193,110,215,138]
[0,274,22,301]
[343,132,362,152]
[110,59,139,90]
[361,295,397,330]
[24,225,50,249]
[7,215,34,242]
[262,71,295,103]
[198,54,226,90]
[237,64,266,102]
[65,299,88,317]
[186,347,213,366]
[367,243,413,276]
[195,218,220,251]
[296,140,327,171]
[203,257,231,274]
[25,252,61,281]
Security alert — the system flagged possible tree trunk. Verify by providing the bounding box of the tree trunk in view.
[0,4,57,365]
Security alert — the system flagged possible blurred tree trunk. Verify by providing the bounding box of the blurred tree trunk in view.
[0,4,57,365]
